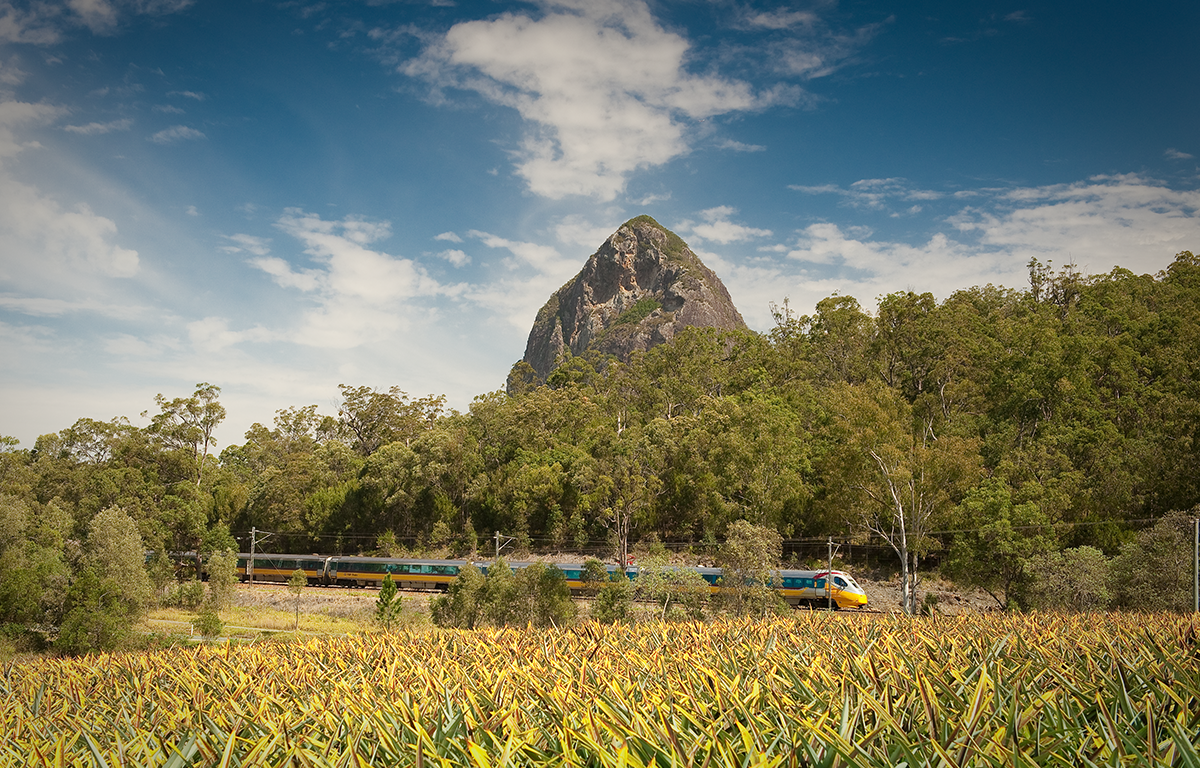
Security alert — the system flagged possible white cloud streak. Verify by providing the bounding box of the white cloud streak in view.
[149,124,204,143]
[63,117,132,134]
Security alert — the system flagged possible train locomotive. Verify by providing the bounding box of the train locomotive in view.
[236,553,870,610]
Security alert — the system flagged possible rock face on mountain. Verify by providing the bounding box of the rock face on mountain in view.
[516,215,747,383]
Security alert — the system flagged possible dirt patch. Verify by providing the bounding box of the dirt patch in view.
[859,575,1001,615]
[232,582,436,618]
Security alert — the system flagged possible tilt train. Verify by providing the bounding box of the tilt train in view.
[236,553,870,610]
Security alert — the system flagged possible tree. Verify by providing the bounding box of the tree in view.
[943,479,1057,610]
[289,568,308,631]
[717,520,785,616]
[85,506,151,612]
[635,560,710,621]
[431,563,486,628]
[580,557,609,596]
[591,578,633,624]
[207,549,238,614]
[1025,546,1111,612]
[375,573,402,631]
[513,563,576,627]
[54,569,132,655]
[823,382,981,615]
[143,383,226,486]
[336,385,446,457]
[1109,508,1197,612]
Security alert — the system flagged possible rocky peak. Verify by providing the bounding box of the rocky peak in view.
[514,215,747,384]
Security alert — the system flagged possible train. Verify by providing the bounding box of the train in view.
[235,553,870,610]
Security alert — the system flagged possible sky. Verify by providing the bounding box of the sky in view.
[1,0,1198,450]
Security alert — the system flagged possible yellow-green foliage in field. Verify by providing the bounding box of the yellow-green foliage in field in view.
[2,613,1198,767]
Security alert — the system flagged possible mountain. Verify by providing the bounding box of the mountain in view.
[513,215,748,385]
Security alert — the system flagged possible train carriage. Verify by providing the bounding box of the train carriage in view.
[330,557,466,590]
[237,554,331,585]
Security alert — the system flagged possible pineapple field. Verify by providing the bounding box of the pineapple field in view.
[2,612,1198,767]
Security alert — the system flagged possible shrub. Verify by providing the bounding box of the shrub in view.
[1025,546,1111,612]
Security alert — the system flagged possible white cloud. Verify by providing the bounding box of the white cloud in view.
[222,233,272,256]
[0,56,28,85]
[717,138,766,153]
[683,206,772,244]
[0,96,139,293]
[185,205,198,216]
[438,248,469,267]
[149,124,205,143]
[405,0,778,201]
[744,9,818,30]
[465,229,578,328]
[248,255,321,291]
[260,210,454,348]
[0,0,194,44]
[434,231,462,242]
[553,214,622,250]
[187,316,275,353]
[63,118,133,134]
[168,90,206,101]
[1165,148,1194,160]
[790,177,942,210]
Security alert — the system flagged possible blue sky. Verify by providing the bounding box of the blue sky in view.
[1,0,1198,448]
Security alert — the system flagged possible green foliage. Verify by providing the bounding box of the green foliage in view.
[1109,508,1197,612]
[85,505,151,611]
[717,520,784,616]
[207,550,239,613]
[162,580,205,609]
[194,603,223,638]
[1025,546,1112,612]
[944,478,1057,609]
[591,578,632,624]
[434,560,574,628]
[635,561,710,621]
[54,569,132,655]
[612,297,662,327]
[513,562,577,627]
[431,563,486,629]
[374,573,402,631]
[580,557,609,595]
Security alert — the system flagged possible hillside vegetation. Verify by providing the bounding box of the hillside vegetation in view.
[3,253,1200,650]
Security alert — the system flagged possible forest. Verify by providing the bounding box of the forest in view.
[2,252,1200,646]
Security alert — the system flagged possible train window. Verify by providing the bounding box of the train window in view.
[834,576,848,588]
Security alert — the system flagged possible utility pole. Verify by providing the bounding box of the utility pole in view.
[494,531,515,562]
[249,527,274,585]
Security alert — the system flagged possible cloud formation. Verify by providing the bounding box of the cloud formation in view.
[0,0,194,43]
[685,206,772,244]
[149,124,204,143]
[405,0,779,201]
[247,210,453,349]
[0,98,139,308]
[63,117,132,134]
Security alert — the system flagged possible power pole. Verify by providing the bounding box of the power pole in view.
[494,531,515,562]
[249,527,274,585]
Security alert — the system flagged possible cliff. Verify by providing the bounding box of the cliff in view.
[515,215,747,383]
